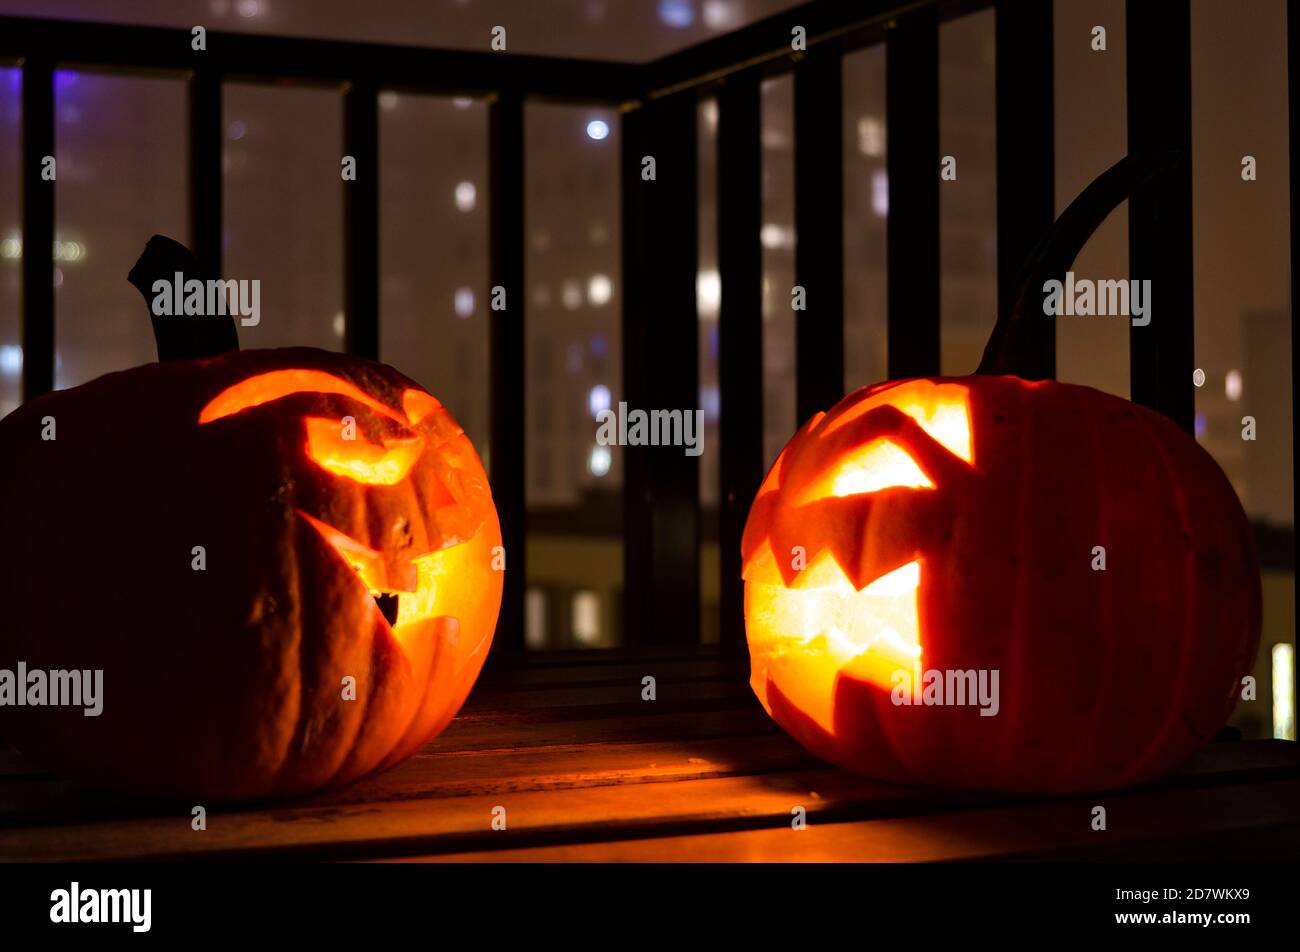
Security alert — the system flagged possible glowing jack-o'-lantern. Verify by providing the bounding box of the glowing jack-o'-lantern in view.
[743,157,1261,793]
[0,239,501,801]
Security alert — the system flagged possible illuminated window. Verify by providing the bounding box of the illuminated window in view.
[525,588,548,650]
[572,591,602,646]
[1275,643,1295,741]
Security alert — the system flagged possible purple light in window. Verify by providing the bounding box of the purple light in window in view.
[701,384,720,424]
[589,333,608,359]
[0,345,22,375]
[1194,413,1207,438]
[54,71,77,92]
[658,0,695,28]
[872,170,889,218]
[588,384,611,418]
[708,325,719,360]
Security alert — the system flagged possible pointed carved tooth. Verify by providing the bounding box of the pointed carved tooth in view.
[741,491,779,563]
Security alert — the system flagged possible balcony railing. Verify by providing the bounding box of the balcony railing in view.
[0,0,1290,664]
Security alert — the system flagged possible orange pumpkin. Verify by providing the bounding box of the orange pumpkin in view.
[742,155,1261,793]
[0,240,501,801]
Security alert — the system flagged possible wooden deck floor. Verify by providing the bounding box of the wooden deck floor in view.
[3,653,1298,861]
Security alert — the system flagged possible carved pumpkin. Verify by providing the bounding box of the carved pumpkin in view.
[0,239,501,800]
[742,156,1261,793]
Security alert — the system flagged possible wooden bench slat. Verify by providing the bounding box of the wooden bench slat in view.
[421,705,775,752]
[458,678,750,712]
[0,733,818,824]
[4,741,1295,862]
[316,733,816,802]
[0,686,763,782]
[406,777,1300,863]
[0,768,922,861]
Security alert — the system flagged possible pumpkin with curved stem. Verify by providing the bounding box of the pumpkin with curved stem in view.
[742,155,1261,793]
[0,238,502,800]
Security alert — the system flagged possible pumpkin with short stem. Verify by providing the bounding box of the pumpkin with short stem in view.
[742,155,1261,793]
[0,237,502,800]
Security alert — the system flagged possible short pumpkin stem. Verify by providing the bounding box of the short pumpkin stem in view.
[127,234,239,361]
[975,151,1186,378]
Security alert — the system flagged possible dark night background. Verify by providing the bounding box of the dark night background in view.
[0,0,1291,740]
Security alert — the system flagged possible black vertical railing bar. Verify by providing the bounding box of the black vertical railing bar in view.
[343,79,380,360]
[488,91,527,655]
[885,7,941,379]
[20,55,54,401]
[620,106,646,647]
[621,95,702,647]
[1289,0,1299,755]
[994,0,1055,379]
[188,67,223,280]
[716,74,765,656]
[1126,0,1194,433]
[793,48,846,423]
[619,105,649,648]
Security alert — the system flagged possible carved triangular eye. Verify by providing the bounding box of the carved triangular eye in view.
[791,380,975,503]
[200,370,435,485]
[820,381,974,462]
[825,439,933,497]
[304,417,424,485]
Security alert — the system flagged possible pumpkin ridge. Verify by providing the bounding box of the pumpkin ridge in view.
[384,617,458,770]
[328,611,394,789]
[275,515,317,795]
[1113,404,1198,786]
[1058,382,1118,789]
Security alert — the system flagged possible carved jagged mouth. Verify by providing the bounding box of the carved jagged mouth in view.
[299,510,436,633]
[372,593,400,627]
[746,557,924,737]
[750,558,923,671]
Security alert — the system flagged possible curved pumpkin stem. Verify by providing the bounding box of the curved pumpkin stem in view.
[975,151,1186,378]
[127,234,239,361]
